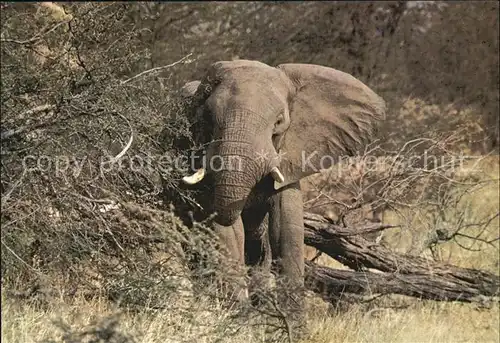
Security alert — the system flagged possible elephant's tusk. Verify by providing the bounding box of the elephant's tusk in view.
[182,168,206,185]
[270,167,285,184]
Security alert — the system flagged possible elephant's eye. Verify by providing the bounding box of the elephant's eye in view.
[273,111,288,135]
[275,114,284,126]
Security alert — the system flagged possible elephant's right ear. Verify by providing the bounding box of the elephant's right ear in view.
[179,80,204,125]
[180,80,201,99]
[187,61,227,101]
[178,61,226,132]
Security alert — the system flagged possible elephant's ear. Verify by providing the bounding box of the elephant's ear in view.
[180,80,201,98]
[178,62,231,149]
[178,79,204,133]
[177,79,210,171]
[275,63,386,189]
[179,60,227,106]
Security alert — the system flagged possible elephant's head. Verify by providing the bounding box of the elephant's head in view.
[181,60,385,226]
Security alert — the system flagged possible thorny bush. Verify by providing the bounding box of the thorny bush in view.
[1,4,309,341]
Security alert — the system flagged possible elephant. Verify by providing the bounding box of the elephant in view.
[178,60,386,317]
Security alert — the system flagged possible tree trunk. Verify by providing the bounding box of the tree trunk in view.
[302,212,500,303]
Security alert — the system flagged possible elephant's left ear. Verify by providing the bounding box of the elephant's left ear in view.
[275,63,386,189]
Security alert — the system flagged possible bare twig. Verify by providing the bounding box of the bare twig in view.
[1,20,69,45]
[1,239,43,275]
[120,53,193,85]
[70,192,116,205]
[1,170,26,207]
[111,133,133,162]
[1,104,57,140]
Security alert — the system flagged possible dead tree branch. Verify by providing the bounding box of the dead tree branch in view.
[303,211,500,303]
[305,261,498,304]
[120,53,193,85]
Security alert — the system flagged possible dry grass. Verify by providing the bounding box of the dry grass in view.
[2,290,498,343]
[306,299,499,343]
[0,290,265,343]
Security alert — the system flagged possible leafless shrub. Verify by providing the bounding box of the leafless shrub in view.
[1,2,191,290]
[1,4,305,342]
[304,129,499,261]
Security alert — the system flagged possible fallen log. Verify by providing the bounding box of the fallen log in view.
[305,262,498,303]
[303,212,500,303]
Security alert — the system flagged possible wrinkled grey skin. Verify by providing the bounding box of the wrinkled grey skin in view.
[180,60,386,312]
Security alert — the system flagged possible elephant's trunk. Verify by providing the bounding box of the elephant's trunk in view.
[212,170,253,226]
[211,147,261,226]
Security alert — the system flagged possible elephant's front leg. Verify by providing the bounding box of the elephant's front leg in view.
[242,205,273,305]
[269,182,305,318]
[212,216,248,303]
